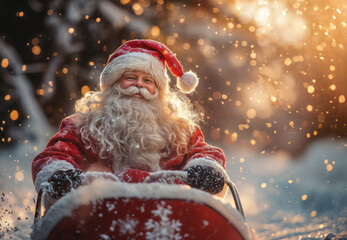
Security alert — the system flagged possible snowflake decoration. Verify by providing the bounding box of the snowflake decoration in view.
[145,202,184,240]
[115,214,139,235]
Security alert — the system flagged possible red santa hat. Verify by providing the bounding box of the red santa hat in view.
[100,39,199,94]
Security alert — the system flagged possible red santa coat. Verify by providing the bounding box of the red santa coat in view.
[32,116,226,192]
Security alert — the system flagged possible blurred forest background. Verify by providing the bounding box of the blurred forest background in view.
[0,0,346,239]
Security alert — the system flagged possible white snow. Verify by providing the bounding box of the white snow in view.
[98,234,111,240]
[143,170,188,184]
[224,138,347,239]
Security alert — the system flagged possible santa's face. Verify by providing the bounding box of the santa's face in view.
[119,70,157,99]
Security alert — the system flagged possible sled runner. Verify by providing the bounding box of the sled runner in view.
[31,171,255,240]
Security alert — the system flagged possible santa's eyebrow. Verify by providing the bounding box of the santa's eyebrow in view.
[122,71,135,76]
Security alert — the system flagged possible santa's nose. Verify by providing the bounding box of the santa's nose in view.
[135,78,144,88]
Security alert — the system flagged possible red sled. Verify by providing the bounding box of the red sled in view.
[31,173,255,240]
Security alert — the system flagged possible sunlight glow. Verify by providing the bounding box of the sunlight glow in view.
[232,0,309,46]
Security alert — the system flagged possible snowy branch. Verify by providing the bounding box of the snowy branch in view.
[23,63,47,74]
[0,38,50,139]
[46,14,84,54]
[41,54,64,101]
[97,0,151,33]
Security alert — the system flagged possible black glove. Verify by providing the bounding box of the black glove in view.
[47,169,83,199]
[186,165,224,194]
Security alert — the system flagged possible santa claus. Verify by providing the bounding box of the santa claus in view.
[31,39,227,201]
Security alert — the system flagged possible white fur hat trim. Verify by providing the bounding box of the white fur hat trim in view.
[177,71,199,94]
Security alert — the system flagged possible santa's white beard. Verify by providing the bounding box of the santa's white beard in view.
[78,85,172,173]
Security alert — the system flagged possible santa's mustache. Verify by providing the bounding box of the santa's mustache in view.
[118,86,158,100]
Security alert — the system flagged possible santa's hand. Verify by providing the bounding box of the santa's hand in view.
[47,169,83,199]
[186,165,224,194]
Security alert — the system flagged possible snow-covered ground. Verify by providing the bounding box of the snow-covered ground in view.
[224,138,347,239]
[0,137,346,239]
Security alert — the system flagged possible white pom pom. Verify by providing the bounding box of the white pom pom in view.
[177,71,199,93]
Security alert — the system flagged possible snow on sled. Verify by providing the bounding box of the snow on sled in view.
[31,171,255,240]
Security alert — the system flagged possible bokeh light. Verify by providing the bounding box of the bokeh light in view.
[0,0,346,239]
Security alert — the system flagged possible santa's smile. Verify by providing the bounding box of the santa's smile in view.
[132,92,143,99]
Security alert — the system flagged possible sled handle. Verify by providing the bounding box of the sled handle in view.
[34,188,43,224]
[225,179,245,219]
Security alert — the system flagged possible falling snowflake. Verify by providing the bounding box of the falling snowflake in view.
[115,214,139,235]
[98,234,110,240]
[144,202,184,240]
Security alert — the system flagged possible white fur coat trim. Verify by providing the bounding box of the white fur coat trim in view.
[183,158,229,181]
[34,160,75,192]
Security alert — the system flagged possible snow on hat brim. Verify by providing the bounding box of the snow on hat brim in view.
[100,52,168,91]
